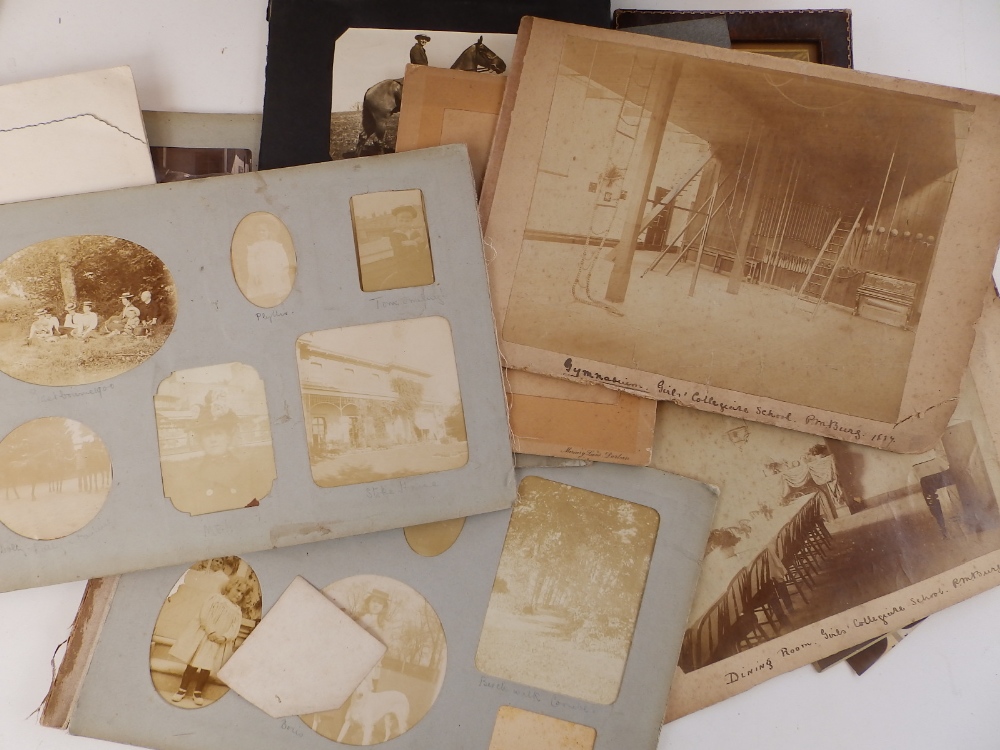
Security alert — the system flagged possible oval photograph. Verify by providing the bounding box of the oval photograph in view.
[301,574,447,745]
[0,235,177,386]
[149,556,263,710]
[0,417,111,540]
[231,211,296,308]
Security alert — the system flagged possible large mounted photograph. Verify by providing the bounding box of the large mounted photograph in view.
[482,19,1000,452]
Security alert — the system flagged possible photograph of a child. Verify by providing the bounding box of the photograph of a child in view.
[149,557,263,709]
[350,190,434,292]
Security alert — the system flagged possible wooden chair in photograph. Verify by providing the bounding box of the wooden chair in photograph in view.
[737,550,791,650]
[776,520,815,605]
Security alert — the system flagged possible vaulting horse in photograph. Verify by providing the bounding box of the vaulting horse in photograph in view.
[354,37,507,156]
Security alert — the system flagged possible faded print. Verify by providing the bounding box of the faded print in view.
[502,35,971,422]
[476,476,659,704]
[302,574,447,745]
[296,316,468,488]
[0,235,177,386]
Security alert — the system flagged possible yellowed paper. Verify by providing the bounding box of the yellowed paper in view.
[218,576,387,718]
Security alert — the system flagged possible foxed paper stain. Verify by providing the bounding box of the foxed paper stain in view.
[476,476,660,704]
[0,417,110,540]
[231,211,296,307]
[217,576,386,718]
[0,235,177,386]
[149,557,262,709]
[301,574,447,745]
[154,363,276,515]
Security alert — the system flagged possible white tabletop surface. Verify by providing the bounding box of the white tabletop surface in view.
[1,1,1000,749]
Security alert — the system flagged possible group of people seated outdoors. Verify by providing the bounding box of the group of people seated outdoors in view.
[26,290,161,342]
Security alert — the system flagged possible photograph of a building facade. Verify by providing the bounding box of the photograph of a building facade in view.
[503,35,970,423]
[296,317,468,488]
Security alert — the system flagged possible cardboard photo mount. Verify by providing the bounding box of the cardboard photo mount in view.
[43,465,718,750]
[0,145,514,593]
[654,366,1000,721]
[0,66,155,205]
[394,65,656,466]
[481,18,1000,453]
[258,0,610,170]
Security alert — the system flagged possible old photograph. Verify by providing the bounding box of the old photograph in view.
[149,557,262,709]
[302,574,447,745]
[230,211,297,308]
[0,417,110,540]
[498,31,975,424]
[154,362,276,515]
[653,373,1000,703]
[0,235,177,386]
[330,28,511,158]
[149,146,252,183]
[487,706,597,750]
[475,476,660,704]
[295,316,468,488]
[350,189,434,292]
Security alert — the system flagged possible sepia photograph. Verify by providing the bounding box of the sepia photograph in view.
[653,375,1000,682]
[330,28,511,158]
[230,211,297,308]
[295,316,468,488]
[149,556,262,710]
[475,476,660,704]
[487,706,597,750]
[154,362,276,515]
[0,235,177,386]
[494,27,986,427]
[402,516,466,557]
[149,146,252,183]
[350,189,434,292]
[0,417,111,540]
[302,574,447,745]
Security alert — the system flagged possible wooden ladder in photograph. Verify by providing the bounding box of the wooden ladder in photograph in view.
[794,208,863,316]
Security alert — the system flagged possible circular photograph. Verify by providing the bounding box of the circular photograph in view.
[230,212,296,308]
[0,235,177,386]
[300,575,447,745]
[149,557,263,710]
[0,417,111,540]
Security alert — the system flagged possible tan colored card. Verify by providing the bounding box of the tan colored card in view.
[395,64,655,465]
[397,65,507,192]
[476,476,660,704]
[217,576,386,718]
[482,18,1000,453]
[655,370,1000,721]
[507,370,655,465]
[487,706,596,750]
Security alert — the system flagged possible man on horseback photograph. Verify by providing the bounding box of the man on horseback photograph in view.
[409,34,429,65]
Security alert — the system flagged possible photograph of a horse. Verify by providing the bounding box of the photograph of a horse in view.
[330,29,511,158]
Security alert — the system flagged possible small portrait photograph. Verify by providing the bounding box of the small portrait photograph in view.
[150,146,252,183]
[350,189,434,292]
[0,417,111,540]
[149,556,263,709]
[330,29,512,158]
[230,211,297,308]
[154,362,276,515]
[476,476,660,705]
[0,234,177,387]
[301,574,447,745]
[295,316,468,488]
